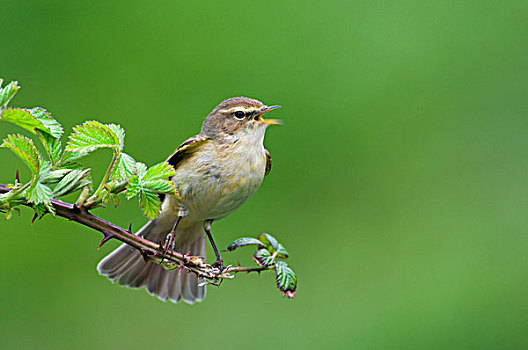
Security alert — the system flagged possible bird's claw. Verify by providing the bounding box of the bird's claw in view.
[212,259,230,276]
[157,231,176,263]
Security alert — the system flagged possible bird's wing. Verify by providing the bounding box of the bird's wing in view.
[158,135,211,202]
[265,149,272,176]
[166,135,211,170]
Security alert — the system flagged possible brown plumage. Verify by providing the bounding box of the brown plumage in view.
[97,97,281,304]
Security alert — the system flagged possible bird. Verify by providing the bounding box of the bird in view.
[97,97,281,304]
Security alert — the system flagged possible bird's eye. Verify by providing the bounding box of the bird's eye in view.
[234,111,245,120]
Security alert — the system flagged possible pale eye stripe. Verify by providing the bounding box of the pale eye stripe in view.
[221,107,261,114]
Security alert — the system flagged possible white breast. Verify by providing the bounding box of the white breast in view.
[172,128,267,222]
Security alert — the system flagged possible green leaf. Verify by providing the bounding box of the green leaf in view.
[37,130,62,164]
[110,152,136,182]
[65,120,122,154]
[44,201,56,216]
[33,202,55,217]
[33,203,47,217]
[258,233,279,251]
[60,150,87,164]
[274,261,297,299]
[26,180,52,205]
[1,134,40,174]
[39,160,52,176]
[0,107,63,138]
[29,108,63,138]
[40,168,73,186]
[276,243,289,258]
[126,175,140,199]
[226,237,266,251]
[141,162,176,182]
[138,162,178,198]
[0,80,20,107]
[107,124,125,147]
[52,169,91,197]
[253,248,275,267]
[139,188,162,219]
[141,179,176,194]
[135,162,147,176]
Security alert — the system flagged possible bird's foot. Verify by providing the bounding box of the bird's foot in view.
[212,258,228,275]
[211,258,223,269]
[157,230,176,263]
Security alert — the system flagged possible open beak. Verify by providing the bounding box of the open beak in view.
[255,105,282,125]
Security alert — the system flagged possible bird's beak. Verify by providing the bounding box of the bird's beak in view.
[256,105,282,125]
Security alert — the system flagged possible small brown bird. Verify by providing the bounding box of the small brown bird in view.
[97,97,281,304]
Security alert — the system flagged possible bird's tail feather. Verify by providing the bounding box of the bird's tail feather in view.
[97,219,206,304]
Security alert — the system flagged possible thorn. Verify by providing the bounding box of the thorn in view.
[258,271,261,276]
[128,223,132,233]
[98,233,114,248]
[237,261,241,268]
[31,213,38,224]
[15,169,19,183]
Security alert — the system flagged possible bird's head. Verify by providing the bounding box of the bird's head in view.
[201,97,281,141]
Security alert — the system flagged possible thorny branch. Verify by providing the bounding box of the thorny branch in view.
[0,183,272,282]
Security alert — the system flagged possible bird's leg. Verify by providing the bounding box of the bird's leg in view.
[204,220,223,270]
[161,215,182,258]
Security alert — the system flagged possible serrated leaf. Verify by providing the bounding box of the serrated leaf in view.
[141,179,176,194]
[226,237,266,251]
[0,80,20,107]
[126,175,140,198]
[26,180,52,205]
[52,169,91,197]
[253,248,275,267]
[61,150,87,163]
[44,201,56,216]
[65,120,122,154]
[135,162,147,176]
[141,162,176,182]
[258,233,279,251]
[110,152,136,182]
[137,162,178,198]
[37,130,62,164]
[1,134,40,174]
[29,108,63,138]
[107,124,125,147]
[33,203,47,217]
[275,261,297,298]
[39,159,52,175]
[41,168,74,186]
[139,188,162,219]
[33,201,55,217]
[0,107,63,138]
[277,243,289,258]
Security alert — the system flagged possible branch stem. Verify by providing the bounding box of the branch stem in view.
[89,149,119,200]
[0,182,30,202]
[0,183,267,281]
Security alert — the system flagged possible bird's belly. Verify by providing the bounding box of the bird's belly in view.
[173,155,266,221]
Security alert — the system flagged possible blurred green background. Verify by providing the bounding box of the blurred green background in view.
[1,1,528,349]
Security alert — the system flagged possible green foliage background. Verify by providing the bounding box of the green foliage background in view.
[1,1,527,348]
